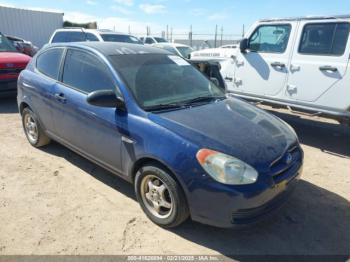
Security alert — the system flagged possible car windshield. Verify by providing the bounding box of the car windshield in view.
[154,37,167,43]
[176,46,193,58]
[109,54,225,110]
[0,34,17,52]
[101,34,142,44]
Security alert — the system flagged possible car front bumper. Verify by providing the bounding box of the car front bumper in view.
[188,159,303,228]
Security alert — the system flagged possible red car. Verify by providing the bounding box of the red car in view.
[0,33,31,97]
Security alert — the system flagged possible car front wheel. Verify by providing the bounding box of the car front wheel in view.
[135,164,189,228]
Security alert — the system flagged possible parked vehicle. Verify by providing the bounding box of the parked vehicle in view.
[140,36,168,45]
[189,60,226,90]
[153,43,194,58]
[18,42,303,228]
[195,15,350,124]
[6,35,39,57]
[49,28,143,44]
[0,33,31,97]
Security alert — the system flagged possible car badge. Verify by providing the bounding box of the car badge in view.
[6,63,14,68]
[285,153,293,165]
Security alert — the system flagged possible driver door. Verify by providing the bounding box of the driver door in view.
[233,23,297,96]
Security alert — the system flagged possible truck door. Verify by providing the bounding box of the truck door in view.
[286,20,350,102]
[233,22,297,96]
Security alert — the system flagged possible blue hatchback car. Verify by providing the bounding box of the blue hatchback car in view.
[17,42,303,228]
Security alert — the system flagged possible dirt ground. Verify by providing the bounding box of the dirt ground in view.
[0,97,349,256]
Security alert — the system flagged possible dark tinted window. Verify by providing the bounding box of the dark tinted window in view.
[51,31,85,43]
[36,48,63,79]
[145,37,155,44]
[249,24,291,53]
[299,23,350,56]
[86,33,99,41]
[154,37,167,43]
[62,49,115,93]
[100,34,142,44]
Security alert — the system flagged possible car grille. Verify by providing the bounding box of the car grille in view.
[0,68,24,74]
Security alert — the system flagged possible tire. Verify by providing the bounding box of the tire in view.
[22,107,51,147]
[135,164,189,228]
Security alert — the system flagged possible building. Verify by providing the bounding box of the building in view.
[0,5,63,48]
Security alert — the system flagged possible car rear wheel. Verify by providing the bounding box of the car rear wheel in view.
[135,164,189,228]
[22,107,50,147]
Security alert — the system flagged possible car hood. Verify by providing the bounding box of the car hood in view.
[0,52,31,68]
[149,98,297,169]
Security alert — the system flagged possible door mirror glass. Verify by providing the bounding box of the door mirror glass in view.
[87,90,125,109]
[240,38,249,53]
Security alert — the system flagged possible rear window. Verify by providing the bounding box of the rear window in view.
[51,31,85,43]
[154,37,167,43]
[36,48,64,79]
[100,34,142,44]
[299,22,350,56]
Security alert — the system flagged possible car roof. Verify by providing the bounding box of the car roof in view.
[154,43,191,48]
[260,14,350,22]
[47,42,171,56]
[54,28,128,35]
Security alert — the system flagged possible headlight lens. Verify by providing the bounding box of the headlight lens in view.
[196,149,258,185]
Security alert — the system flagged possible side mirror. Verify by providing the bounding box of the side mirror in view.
[210,77,220,86]
[240,38,249,53]
[87,90,125,109]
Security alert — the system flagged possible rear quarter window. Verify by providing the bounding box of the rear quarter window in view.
[36,48,64,80]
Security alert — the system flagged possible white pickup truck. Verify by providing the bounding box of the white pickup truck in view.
[191,15,350,124]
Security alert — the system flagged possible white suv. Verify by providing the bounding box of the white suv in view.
[49,29,143,44]
[140,36,168,45]
[193,15,350,124]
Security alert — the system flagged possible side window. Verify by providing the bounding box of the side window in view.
[249,24,291,53]
[86,33,99,42]
[62,49,116,94]
[299,23,350,56]
[52,32,85,43]
[145,37,154,44]
[36,48,63,79]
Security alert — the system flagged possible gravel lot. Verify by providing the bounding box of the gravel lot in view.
[0,97,349,256]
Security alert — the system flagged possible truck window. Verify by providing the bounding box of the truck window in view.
[299,23,350,56]
[52,31,85,43]
[145,37,155,44]
[249,24,291,53]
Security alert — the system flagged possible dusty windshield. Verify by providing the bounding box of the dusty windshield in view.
[109,54,225,110]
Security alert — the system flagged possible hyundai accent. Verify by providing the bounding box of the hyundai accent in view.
[18,42,303,228]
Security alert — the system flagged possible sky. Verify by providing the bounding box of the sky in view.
[1,0,350,38]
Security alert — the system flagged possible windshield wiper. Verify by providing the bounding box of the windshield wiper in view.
[182,95,226,105]
[144,103,187,112]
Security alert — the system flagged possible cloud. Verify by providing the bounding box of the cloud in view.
[139,4,166,14]
[86,0,97,5]
[111,5,133,15]
[64,11,97,23]
[189,8,206,16]
[0,1,15,7]
[208,12,228,21]
[114,0,133,6]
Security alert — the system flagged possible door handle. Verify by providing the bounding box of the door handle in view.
[54,93,67,103]
[319,65,338,72]
[271,62,286,68]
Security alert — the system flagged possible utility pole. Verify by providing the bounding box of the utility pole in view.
[166,25,169,40]
[170,27,173,42]
[220,26,223,46]
[214,24,218,48]
[242,24,245,38]
[189,25,193,47]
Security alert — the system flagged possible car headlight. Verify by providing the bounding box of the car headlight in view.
[196,149,258,185]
